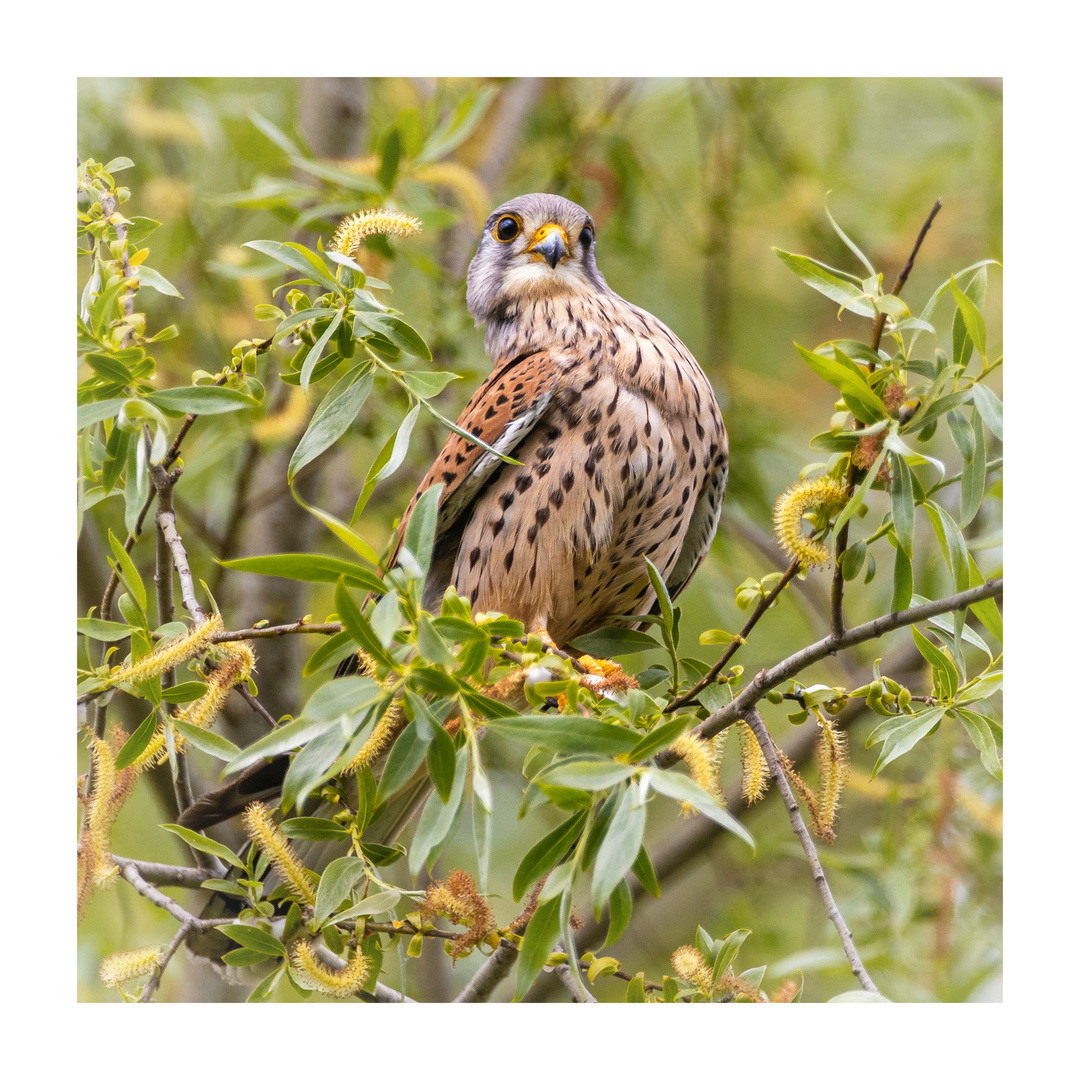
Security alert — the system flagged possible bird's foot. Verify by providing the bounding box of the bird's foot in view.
[534,628,638,704]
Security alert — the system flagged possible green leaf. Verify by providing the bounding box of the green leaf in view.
[246,964,284,1003]
[303,630,358,677]
[627,715,693,761]
[408,746,469,875]
[512,810,588,902]
[279,817,352,843]
[330,890,403,923]
[136,265,182,298]
[114,712,158,770]
[223,948,272,967]
[288,364,374,481]
[108,531,146,611]
[514,894,563,1001]
[647,769,755,848]
[795,344,886,424]
[772,250,874,316]
[401,483,442,576]
[971,383,1003,441]
[288,483,380,564]
[923,501,969,594]
[890,452,915,558]
[160,824,245,869]
[824,199,876,276]
[953,707,1003,781]
[219,553,385,594]
[892,545,913,612]
[172,720,240,762]
[401,369,459,398]
[300,307,344,394]
[869,707,945,777]
[425,714,458,802]
[314,857,366,925]
[416,85,498,165]
[77,398,128,429]
[624,972,647,1003]
[351,403,421,523]
[960,411,987,528]
[335,579,397,669]
[144,386,258,416]
[569,626,659,657]
[248,110,302,156]
[282,720,357,814]
[592,784,647,914]
[244,239,341,295]
[486,715,641,756]
[375,722,428,801]
[631,844,661,898]
[949,276,987,360]
[911,625,959,701]
[160,681,207,703]
[356,312,432,362]
[966,556,1003,643]
[604,879,634,948]
[541,761,637,791]
[77,617,132,641]
[219,924,288,958]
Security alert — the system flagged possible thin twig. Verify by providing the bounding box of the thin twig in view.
[138,922,191,1003]
[114,856,224,931]
[830,199,944,637]
[666,557,801,712]
[553,962,598,1003]
[235,683,278,728]
[658,578,1002,760]
[454,939,519,1003]
[742,709,879,994]
[155,494,207,626]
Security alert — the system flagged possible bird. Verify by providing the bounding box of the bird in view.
[394,192,728,664]
[180,192,727,831]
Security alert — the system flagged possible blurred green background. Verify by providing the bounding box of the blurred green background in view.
[77,77,1002,1002]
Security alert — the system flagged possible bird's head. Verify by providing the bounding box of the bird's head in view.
[466,193,607,324]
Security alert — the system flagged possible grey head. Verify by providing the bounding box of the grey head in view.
[465,193,610,331]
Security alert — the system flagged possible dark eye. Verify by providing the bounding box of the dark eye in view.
[580,225,594,250]
[494,215,521,242]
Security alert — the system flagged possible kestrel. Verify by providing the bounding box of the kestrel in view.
[396,193,727,655]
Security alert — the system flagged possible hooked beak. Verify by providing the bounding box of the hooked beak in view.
[527,222,570,269]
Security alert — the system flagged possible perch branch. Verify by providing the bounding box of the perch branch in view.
[453,939,519,1003]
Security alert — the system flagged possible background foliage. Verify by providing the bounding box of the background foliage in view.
[77,77,1002,1002]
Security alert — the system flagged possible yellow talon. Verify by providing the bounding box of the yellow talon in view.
[532,626,638,699]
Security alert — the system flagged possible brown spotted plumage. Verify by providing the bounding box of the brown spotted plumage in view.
[394,193,728,646]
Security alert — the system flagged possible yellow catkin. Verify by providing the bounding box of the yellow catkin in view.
[127,640,254,772]
[99,945,165,988]
[738,720,770,804]
[772,477,849,568]
[242,802,317,906]
[290,940,369,997]
[112,614,223,685]
[813,709,849,835]
[671,945,713,995]
[340,650,403,774]
[671,732,724,816]
[331,209,422,257]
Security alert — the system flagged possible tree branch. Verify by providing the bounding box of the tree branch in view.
[659,578,1002,761]
[666,557,801,712]
[112,856,211,888]
[553,962,597,1002]
[155,492,207,626]
[453,939,519,1002]
[211,620,343,642]
[138,922,191,1003]
[830,198,943,636]
[742,708,879,994]
[114,856,225,931]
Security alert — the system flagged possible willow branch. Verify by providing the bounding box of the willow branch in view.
[553,962,597,1003]
[659,578,1002,762]
[112,856,210,888]
[155,496,207,626]
[453,939,519,1003]
[831,198,943,636]
[667,557,801,711]
[138,922,191,1004]
[114,856,226,931]
[211,620,343,642]
[743,708,879,994]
